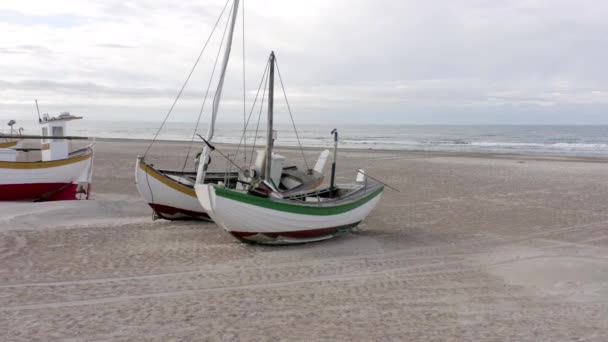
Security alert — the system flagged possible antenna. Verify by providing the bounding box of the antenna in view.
[330,128,338,195]
[35,99,42,123]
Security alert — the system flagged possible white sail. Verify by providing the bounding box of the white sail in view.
[196,0,241,184]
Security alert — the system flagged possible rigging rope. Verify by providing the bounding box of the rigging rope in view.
[241,0,247,165]
[142,0,231,158]
[274,56,310,171]
[181,0,234,173]
[249,62,270,166]
[230,59,270,167]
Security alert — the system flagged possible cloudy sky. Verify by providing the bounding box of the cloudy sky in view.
[1,0,607,125]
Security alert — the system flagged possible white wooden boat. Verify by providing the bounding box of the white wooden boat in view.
[134,0,242,220]
[135,157,237,220]
[0,112,94,202]
[197,178,383,244]
[0,148,93,201]
[195,52,384,244]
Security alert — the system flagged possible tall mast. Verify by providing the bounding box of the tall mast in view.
[264,51,275,182]
[196,0,240,184]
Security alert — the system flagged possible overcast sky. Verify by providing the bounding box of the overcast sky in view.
[1,0,607,125]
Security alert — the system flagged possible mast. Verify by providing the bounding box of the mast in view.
[264,51,275,182]
[196,0,240,184]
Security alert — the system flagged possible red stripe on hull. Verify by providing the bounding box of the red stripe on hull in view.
[230,221,362,244]
[0,183,80,202]
[42,184,77,201]
[148,203,211,221]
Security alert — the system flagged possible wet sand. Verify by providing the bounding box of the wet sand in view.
[1,139,608,341]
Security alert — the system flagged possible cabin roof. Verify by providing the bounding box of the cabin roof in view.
[39,113,83,124]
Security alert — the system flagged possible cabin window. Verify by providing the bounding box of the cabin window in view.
[42,127,48,143]
[52,126,63,137]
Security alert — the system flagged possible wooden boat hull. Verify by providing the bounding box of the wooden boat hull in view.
[135,157,210,220]
[195,183,384,245]
[0,148,93,202]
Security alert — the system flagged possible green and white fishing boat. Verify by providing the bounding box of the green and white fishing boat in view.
[195,52,384,244]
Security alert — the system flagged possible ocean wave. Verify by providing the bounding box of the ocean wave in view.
[471,141,608,150]
[423,139,470,145]
[550,143,608,149]
[470,142,546,147]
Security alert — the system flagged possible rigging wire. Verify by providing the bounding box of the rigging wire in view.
[249,62,270,166]
[274,56,311,171]
[141,0,230,218]
[230,59,270,167]
[241,0,247,165]
[181,0,234,173]
[142,0,231,158]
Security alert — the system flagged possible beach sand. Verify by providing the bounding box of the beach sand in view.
[1,139,608,341]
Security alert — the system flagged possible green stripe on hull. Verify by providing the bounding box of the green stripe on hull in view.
[214,186,383,216]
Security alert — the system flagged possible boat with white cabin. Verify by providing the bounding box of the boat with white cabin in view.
[0,108,94,202]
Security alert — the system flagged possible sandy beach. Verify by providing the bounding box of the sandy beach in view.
[1,139,608,341]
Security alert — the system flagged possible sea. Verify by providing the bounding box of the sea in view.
[4,120,608,157]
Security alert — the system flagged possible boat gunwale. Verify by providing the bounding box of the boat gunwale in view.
[0,147,93,169]
[137,158,198,197]
[137,157,239,197]
[0,140,18,149]
[211,182,384,216]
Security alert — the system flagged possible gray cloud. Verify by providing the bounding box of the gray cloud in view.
[0,79,213,99]
[96,43,135,49]
[0,44,53,55]
[1,0,608,124]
